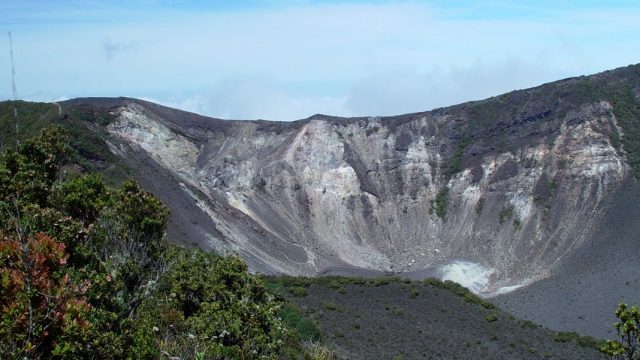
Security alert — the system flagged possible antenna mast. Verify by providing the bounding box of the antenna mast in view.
[8,32,18,144]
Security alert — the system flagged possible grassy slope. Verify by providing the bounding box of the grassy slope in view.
[266,276,602,360]
[0,101,59,145]
[0,100,129,183]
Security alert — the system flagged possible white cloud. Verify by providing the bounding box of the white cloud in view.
[344,56,561,116]
[2,2,639,120]
[102,40,139,61]
[160,77,349,120]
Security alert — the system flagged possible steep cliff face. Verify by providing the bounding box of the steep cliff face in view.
[61,64,640,294]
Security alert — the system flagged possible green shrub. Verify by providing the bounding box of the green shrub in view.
[262,277,284,293]
[423,277,442,287]
[513,217,522,230]
[554,332,577,343]
[475,197,485,214]
[550,178,558,190]
[134,249,291,359]
[577,335,601,349]
[610,130,622,153]
[485,313,498,322]
[433,187,449,219]
[279,304,322,342]
[305,342,337,360]
[324,302,338,311]
[521,320,538,329]
[553,331,603,351]
[409,287,420,299]
[423,278,495,309]
[499,205,514,224]
[372,277,393,287]
[446,137,469,178]
[279,275,313,288]
[328,279,342,289]
[0,128,299,359]
[289,286,309,297]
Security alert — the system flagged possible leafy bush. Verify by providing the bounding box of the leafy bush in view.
[391,308,404,316]
[601,303,640,358]
[423,277,442,287]
[409,287,420,299]
[132,248,289,359]
[446,137,469,178]
[328,279,342,289]
[372,277,392,287]
[0,232,91,358]
[305,342,337,360]
[422,278,495,310]
[475,197,485,214]
[577,336,601,349]
[279,276,313,288]
[610,130,622,153]
[485,313,498,323]
[279,303,322,342]
[290,286,309,297]
[0,127,301,359]
[433,187,449,219]
[324,302,338,311]
[521,320,538,329]
[498,205,514,224]
[554,331,602,349]
[513,217,522,230]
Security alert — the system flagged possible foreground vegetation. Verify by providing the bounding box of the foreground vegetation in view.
[0,100,129,183]
[0,127,329,359]
[600,303,640,359]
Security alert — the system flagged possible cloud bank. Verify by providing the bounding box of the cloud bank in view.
[1,1,639,120]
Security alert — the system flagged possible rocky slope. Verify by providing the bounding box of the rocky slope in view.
[55,64,640,296]
[495,176,640,338]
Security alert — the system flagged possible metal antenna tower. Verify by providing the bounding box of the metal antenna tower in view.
[8,32,18,144]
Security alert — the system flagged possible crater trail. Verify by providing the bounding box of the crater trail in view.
[58,64,640,297]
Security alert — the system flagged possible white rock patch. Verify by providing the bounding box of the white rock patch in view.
[436,260,495,294]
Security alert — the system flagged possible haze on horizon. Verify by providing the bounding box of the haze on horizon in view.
[1,0,639,121]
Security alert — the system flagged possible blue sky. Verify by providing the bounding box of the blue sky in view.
[1,0,639,120]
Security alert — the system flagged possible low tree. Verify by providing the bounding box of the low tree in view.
[0,126,310,358]
[132,249,290,359]
[601,303,640,359]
